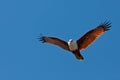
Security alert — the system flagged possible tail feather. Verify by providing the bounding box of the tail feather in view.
[72,50,84,60]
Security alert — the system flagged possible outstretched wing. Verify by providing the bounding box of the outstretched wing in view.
[77,21,111,50]
[39,36,70,51]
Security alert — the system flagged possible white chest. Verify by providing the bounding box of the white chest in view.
[68,41,78,51]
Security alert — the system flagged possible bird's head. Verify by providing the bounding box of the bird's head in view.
[68,39,73,43]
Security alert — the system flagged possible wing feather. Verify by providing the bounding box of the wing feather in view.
[77,21,111,50]
[39,36,70,51]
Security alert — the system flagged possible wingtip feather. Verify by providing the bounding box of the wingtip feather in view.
[99,20,111,31]
[38,34,46,43]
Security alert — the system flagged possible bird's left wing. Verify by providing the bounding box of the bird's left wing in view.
[39,36,70,51]
[77,21,111,50]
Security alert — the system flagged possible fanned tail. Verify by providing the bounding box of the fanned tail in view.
[72,50,84,60]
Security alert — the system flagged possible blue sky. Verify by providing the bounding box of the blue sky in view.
[0,0,120,80]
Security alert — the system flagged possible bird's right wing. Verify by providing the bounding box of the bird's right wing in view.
[77,21,111,50]
[39,36,70,51]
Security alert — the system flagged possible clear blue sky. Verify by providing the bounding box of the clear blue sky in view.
[0,0,120,80]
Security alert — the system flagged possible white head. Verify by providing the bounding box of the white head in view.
[68,39,73,45]
[68,39,73,43]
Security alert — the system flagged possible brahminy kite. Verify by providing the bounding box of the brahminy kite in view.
[39,21,111,60]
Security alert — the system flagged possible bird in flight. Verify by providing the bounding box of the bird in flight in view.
[39,21,111,60]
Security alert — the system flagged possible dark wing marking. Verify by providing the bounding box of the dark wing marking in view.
[39,36,70,51]
[77,21,111,50]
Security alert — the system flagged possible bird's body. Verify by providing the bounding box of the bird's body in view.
[39,21,111,60]
[67,39,84,59]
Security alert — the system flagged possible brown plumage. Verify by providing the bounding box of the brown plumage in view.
[39,21,111,60]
